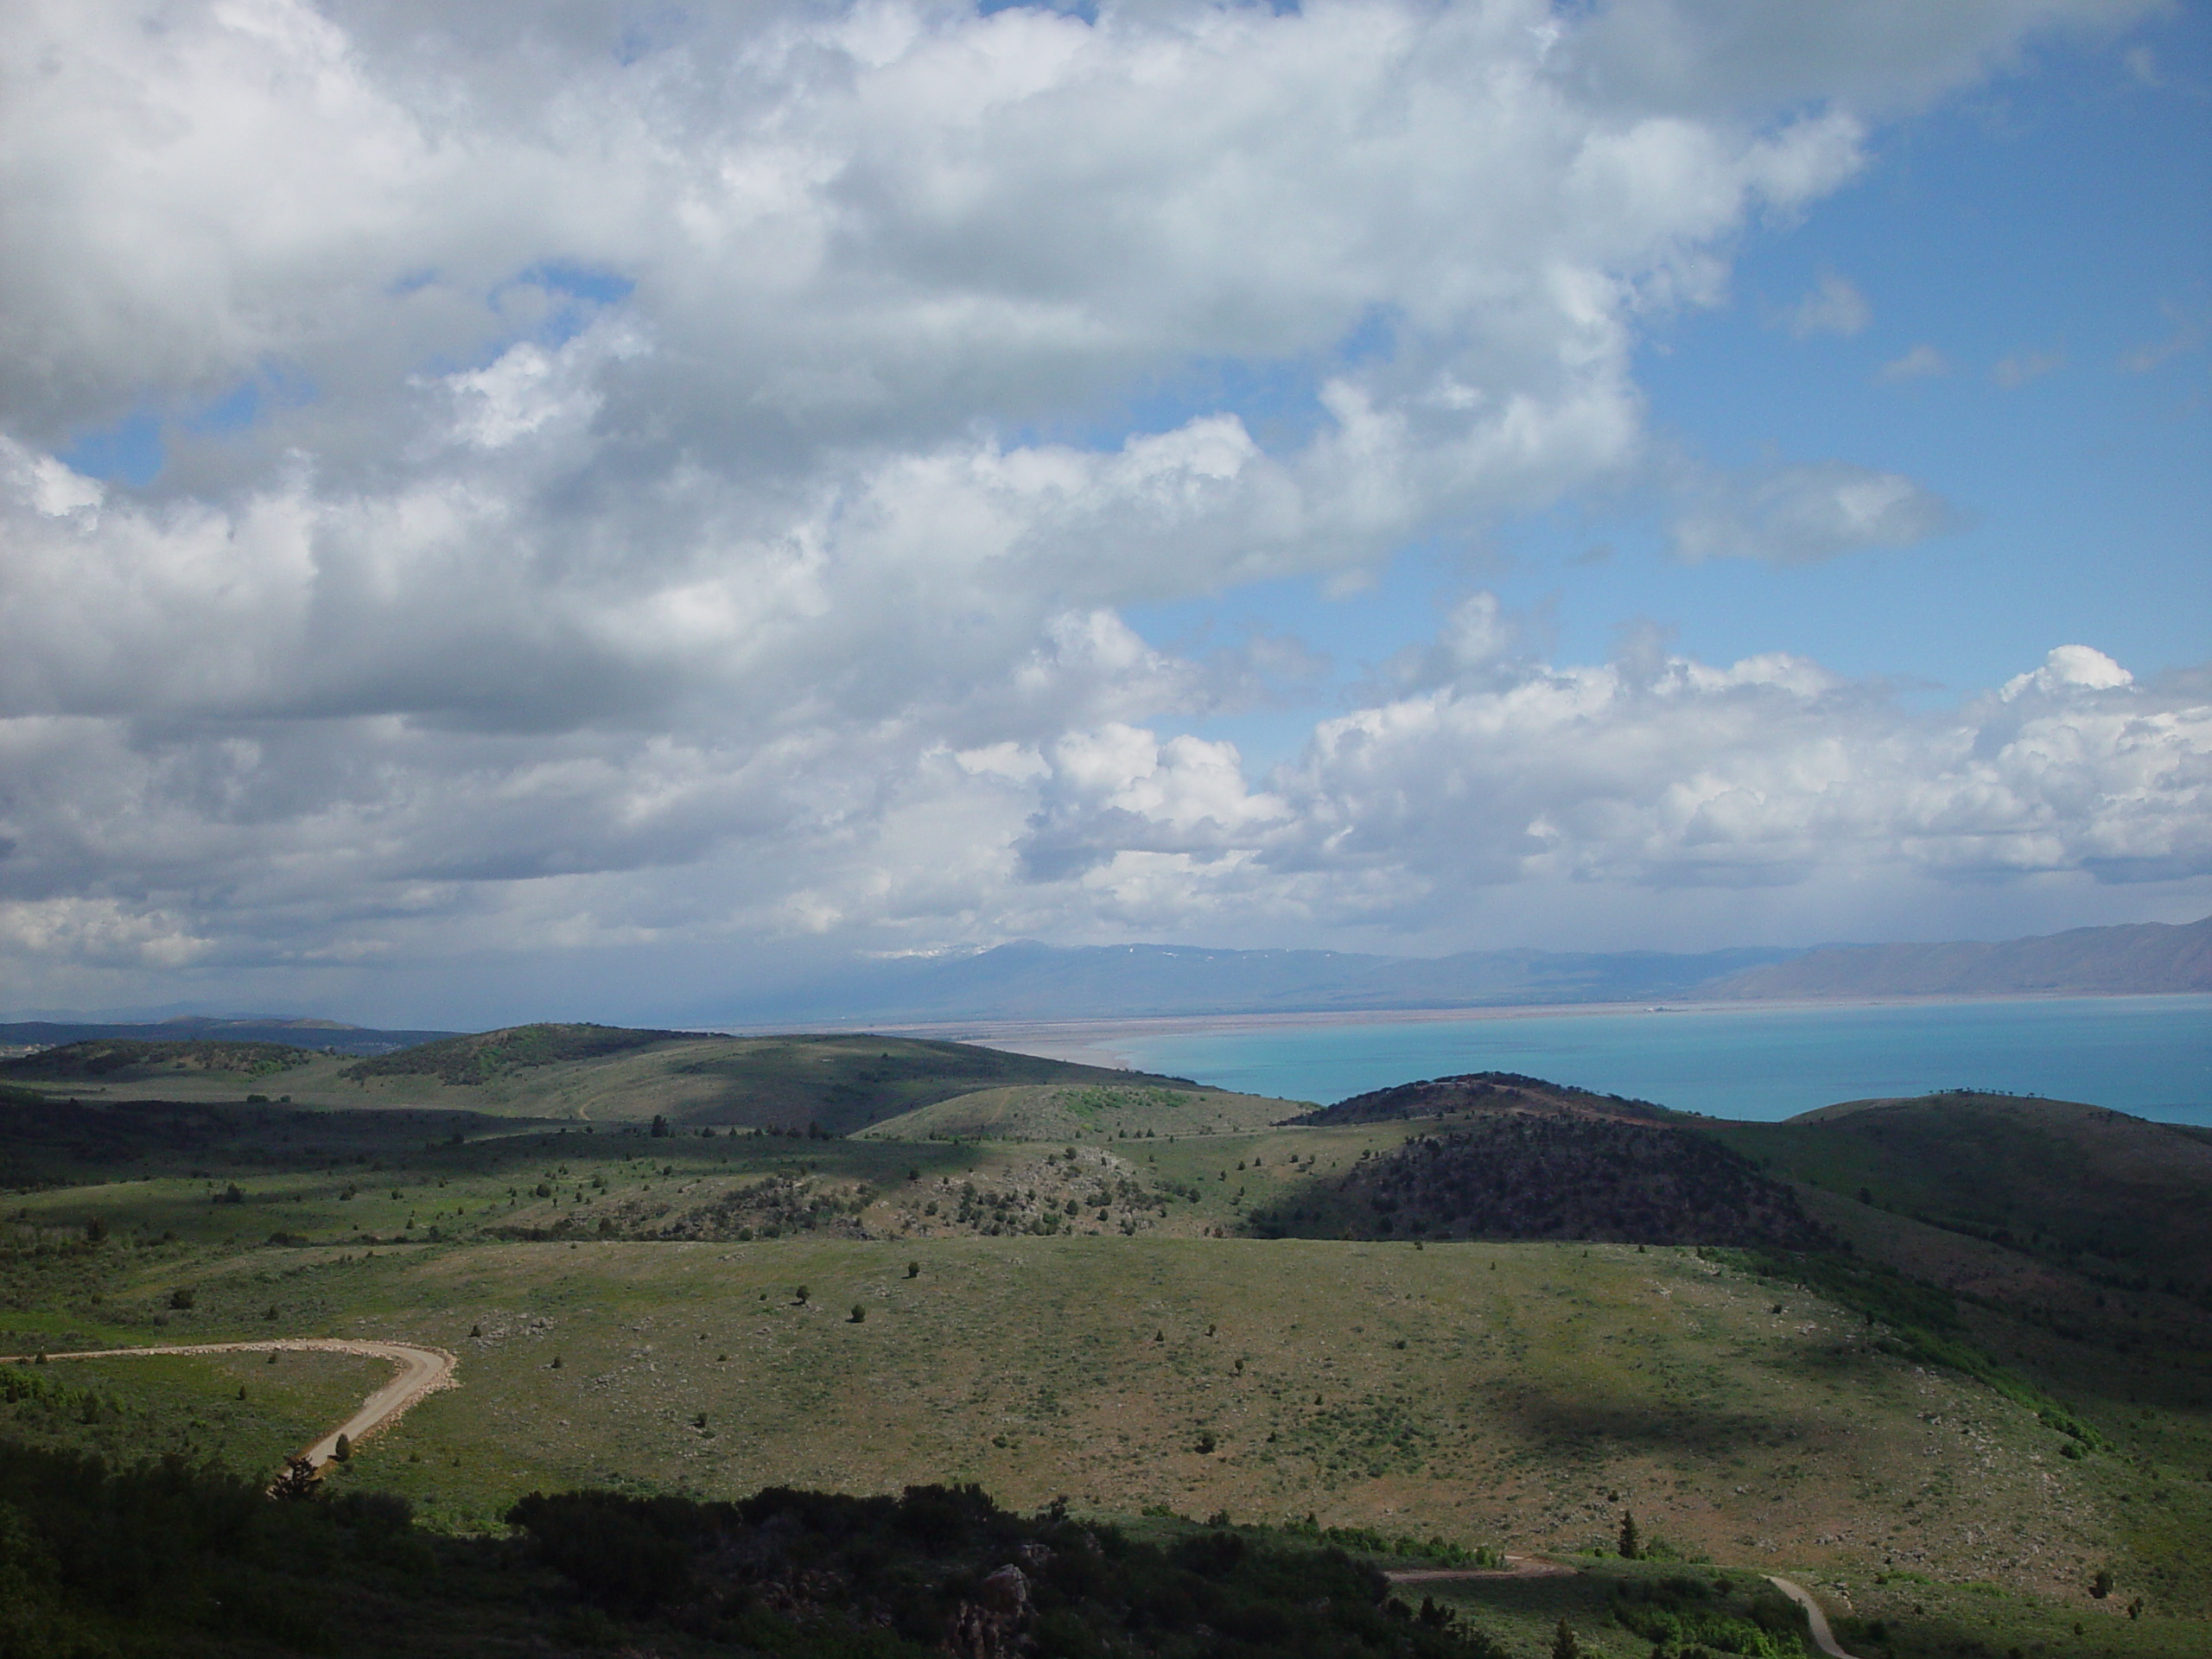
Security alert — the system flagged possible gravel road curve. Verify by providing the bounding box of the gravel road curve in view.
[1767,1575,1865,1659]
[5,1338,459,1468]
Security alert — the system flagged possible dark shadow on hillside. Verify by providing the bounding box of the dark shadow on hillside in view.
[1475,1380,1822,1459]
[1247,1115,1831,1251]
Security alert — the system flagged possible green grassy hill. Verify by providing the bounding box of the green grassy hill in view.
[0,1038,319,1086]
[337,1022,688,1084]
[1694,1092,2212,1306]
[2,1024,1267,1135]
[2,1052,2209,1654]
[859,1079,1302,1142]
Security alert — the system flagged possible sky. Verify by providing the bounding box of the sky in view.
[1,0,2207,1028]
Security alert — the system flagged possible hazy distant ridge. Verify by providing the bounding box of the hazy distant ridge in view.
[730,939,1803,1024]
[733,919,2209,1025]
[0,1015,460,1058]
[1706,916,2211,1000]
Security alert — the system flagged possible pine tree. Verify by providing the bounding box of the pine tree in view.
[269,1455,321,1501]
[1550,1618,1580,1659]
[1618,1510,1641,1560]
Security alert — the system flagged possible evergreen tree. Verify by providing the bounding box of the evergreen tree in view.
[1618,1510,1640,1560]
[1550,1618,1580,1659]
[269,1454,321,1500]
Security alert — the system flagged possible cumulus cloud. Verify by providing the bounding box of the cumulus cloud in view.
[0,0,2182,1014]
[2119,302,2207,374]
[1274,639,2209,898]
[1877,343,1950,382]
[1669,461,1962,563]
[1992,346,2066,388]
[1783,271,1872,337]
[970,635,2211,946]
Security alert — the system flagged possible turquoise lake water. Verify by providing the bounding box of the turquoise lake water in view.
[1110,995,2212,1124]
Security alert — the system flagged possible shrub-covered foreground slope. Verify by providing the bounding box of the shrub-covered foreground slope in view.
[0,1435,1533,1659]
[1,1223,2177,1584]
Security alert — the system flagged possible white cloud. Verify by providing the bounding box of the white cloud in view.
[0,0,2183,1014]
[1784,271,1872,337]
[1670,461,1962,564]
[1271,639,2209,900]
[1877,343,1949,382]
[2119,301,2207,374]
[1999,642,2133,699]
[1992,346,2065,387]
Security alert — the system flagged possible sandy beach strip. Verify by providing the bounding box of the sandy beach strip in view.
[860,999,1756,1068]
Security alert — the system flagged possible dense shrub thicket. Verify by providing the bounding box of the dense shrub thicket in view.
[1610,1573,1813,1659]
[1296,1074,1674,1128]
[0,1437,1510,1657]
[507,1480,1511,1658]
[0,1440,423,1655]
[1250,1115,1828,1249]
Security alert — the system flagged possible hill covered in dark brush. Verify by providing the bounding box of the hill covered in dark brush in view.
[0,1038,316,1084]
[1294,1071,1676,1127]
[1252,1106,1828,1248]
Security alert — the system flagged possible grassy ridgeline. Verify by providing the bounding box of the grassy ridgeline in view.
[0,1025,1258,1130]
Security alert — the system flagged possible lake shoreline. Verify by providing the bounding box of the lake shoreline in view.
[835,989,2212,1072]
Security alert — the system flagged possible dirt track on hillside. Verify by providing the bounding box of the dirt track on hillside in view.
[1767,1576,1865,1659]
[5,1338,458,1468]
[1382,1554,1573,1583]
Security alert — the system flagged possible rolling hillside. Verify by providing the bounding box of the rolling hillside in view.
[1255,1077,1824,1249]
[0,1023,1281,1136]
[858,1080,1302,1141]
[0,1038,319,1085]
[1293,1071,1676,1127]
[1697,1091,2212,1304]
[0,1015,456,1058]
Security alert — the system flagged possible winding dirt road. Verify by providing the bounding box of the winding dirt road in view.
[5,1338,458,1468]
[1384,1558,1861,1659]
[1766,1576,1865,1659]
[1382,1554,1573,1583]
[15,1339,1866,1659]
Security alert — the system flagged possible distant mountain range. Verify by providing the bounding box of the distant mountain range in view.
[1707,915,2211,1001]
[0,1014,459,1057]
[728,915,2209,1025]
[718,939,1803,1026]
[6,918,2201,1050]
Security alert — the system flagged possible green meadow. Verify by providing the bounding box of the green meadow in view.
[0,1027,2206,1656]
